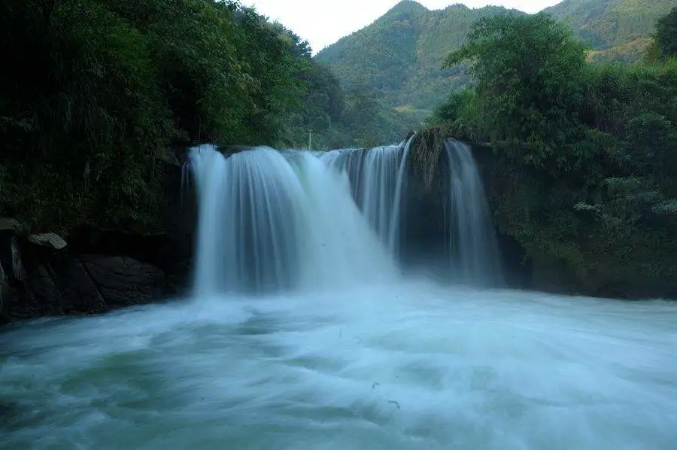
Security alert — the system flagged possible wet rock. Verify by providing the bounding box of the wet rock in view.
[0,231,25,283]
[27,233,67,250]
[81,256,166,308]
[0,147,195,325]
[1,242,169,324]
[22,255,167,318]
[25,263,64,315]
[0,261,8,324]
[0,217,22,232]
[156,146,183,166]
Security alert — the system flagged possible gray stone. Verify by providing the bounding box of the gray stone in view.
[28,233,68,250]
[0,218,22,232]
[156,147,182,166]
[81,256,166,308]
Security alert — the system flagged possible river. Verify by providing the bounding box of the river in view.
[2,143,676,448]
[2,282,676,449]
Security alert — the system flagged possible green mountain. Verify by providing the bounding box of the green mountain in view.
[545,0,677,62]
[315,0,675,132]
[315,1,520,124]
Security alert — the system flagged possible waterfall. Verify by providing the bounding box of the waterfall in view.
[188,144,396,296]
[444,139,502,285]
[188,138,501,296]
[322,137,412,256]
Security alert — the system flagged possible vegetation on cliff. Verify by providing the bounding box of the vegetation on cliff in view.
[0,0,356,235]
[315,0,674,142]
[429,9,677,297]
[315,1,520,134]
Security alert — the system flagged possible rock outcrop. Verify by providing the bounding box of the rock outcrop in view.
[0,224,173,325]
[0,146,198,326]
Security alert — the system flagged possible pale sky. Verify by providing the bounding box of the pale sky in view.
[239,1,563,53]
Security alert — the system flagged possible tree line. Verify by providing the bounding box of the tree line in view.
[429,8,677,295]
[0,0,380,234]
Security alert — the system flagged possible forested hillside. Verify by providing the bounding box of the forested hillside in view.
[2,0,674,238]
[546,0,676,63]
[315,1,519,126]
[316,0,676,139]
[0,0,362,235]
[427,8,677,297]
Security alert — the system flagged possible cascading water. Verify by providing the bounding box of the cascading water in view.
[190,145,302,296]
[4,140,676,450]
[189,137,501,295]
[323,137,501,285]
[443,139,502,285]
[322,139,412,256]
[189,144,396,296]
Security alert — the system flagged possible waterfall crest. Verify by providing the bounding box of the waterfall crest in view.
[188,139,501,295]
[189,144,397,296]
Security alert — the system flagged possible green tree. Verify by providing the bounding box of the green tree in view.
[0,0,333,232]
[656,7,677,60]
[432,11,677,296]
[444,13,588,171]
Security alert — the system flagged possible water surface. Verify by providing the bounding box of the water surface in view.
[2,282,676,449]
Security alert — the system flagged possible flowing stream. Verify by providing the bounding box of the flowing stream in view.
[1,144,676,449]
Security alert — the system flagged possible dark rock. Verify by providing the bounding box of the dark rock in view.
[81,256,166,308]
[0,146,197,326]
[496,232,532,289]
[25,263,64,314]
[0,217,22,232]
[0,231,26,283]
[595,283,633,300]
[1,239,170,324]
[55,258,107,314]
[60,151,197,297]
[27,232,67,250]
[530,257,580,296]
[0,261,8,324]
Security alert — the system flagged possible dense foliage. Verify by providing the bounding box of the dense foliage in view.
[0,0,351,234]
[315,0,673,144]
[315,1,519,137]
[648,6,677,62]
[545,0,676,63]
[432,11,677,296]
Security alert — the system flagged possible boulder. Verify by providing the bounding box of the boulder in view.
[0,145,196,325]
[80,255,166,308]
[18,255,167,320]
[25,263,65,316]
[0,217,22,232]
[156,146,183,166]
[1,235,169,323]
[28,233,67,250]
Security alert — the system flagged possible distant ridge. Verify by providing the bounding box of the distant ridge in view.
[316,1,521,124]
[315,0,674,132]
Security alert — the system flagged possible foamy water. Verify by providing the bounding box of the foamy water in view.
[2,282,676,449]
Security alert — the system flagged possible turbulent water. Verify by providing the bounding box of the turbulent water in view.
[322,141,410,255]
[2,285,677,449]
[2,144,677,448]
[189,145,397,295]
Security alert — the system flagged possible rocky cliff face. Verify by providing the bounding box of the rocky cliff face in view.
[0,149,198,326]
[402,128,677,300]
[0,222,177,325]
